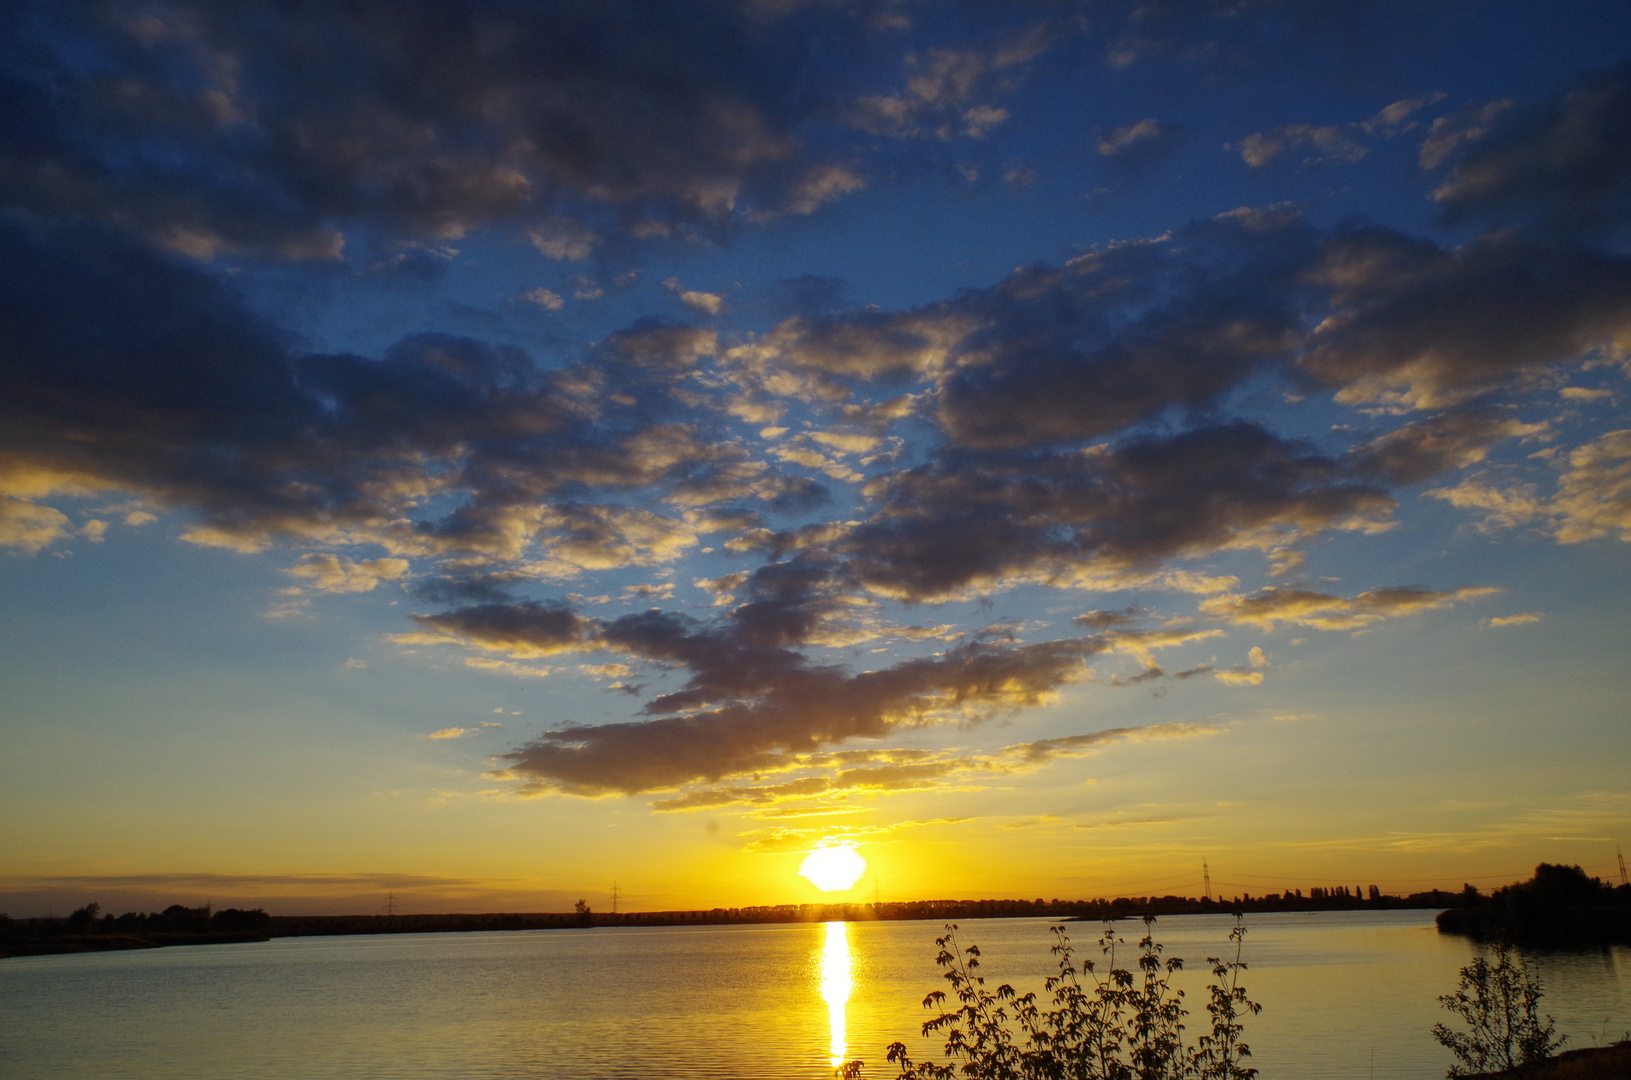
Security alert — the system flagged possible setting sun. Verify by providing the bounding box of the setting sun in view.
[797,844,867,892]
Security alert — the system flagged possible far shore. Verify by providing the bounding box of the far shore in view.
[3,888,1466,960]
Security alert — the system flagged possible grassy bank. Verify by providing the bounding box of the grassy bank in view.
[1466,1042,1631,1080]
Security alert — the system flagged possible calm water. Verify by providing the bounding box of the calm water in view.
[2,911,1628,1079]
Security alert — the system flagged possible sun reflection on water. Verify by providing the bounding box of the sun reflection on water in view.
[819,921,853,1067]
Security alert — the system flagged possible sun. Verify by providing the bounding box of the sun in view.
[798,843,867,892]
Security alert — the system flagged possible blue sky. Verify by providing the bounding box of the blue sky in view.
[2,0,1629,916]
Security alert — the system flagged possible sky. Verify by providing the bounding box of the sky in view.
[2,0,1630,918]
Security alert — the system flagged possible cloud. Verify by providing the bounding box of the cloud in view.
[286,554,411,594]
[464,657,554,678]
[2,0,897,255]
[934,212,1315,448]
[1097,119,1184,166]
[525,504,699,576]
[1200,585,1498,631]
[1432,64,1631,236]
[1101,627,1226,669]
[1348,410,1549,484]
[1428,428,1631,543]
[1233,96,1443,171]
[1487,612,1544,628]
[0,219,762,564]
[1074,608,1142,631]
[0,498,73,552]
[492,628,1110,794]
[739,817,967,855]
[6,11,1628,825]
[747,205,1631,442]
[760,307,977,381]
[1419,100,1515,171]
[1234,125,1368,169]
[776,165,867,217]
[664,279,726,315]
[999,722,1219,766]
[412,603,596,658]
[843,422,1392,600]
[647,722,1226,811]
[841,24,1055,140]
[527,220,601,261]
[1549,430,1631,541]
[1300,228,1631,410]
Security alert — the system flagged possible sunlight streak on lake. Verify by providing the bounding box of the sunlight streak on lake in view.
[819,921,853,1067]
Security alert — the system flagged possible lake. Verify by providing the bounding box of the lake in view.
[2,910,1628,1079]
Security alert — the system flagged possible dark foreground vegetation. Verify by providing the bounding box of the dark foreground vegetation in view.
[866,917,1262,1080]
[1435,864,1631,946]
[857,909,1629,1080]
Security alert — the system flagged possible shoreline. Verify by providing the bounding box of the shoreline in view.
[3,897,1453,959]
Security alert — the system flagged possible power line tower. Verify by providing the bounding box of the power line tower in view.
[385,892,396,918]
[1617,844,1629,888]
[610,881,620,915]
[1202,860,1212,901]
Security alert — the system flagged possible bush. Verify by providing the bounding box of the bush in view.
[875,916,1259,1080]
[212,907,272,932]
[1432,943,1564,1078]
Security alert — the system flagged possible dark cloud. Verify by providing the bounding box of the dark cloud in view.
[409,572,529,606]
[760,207,1631,441]
[1433,64,1631,237]
[1348,410,1546,485]
[843,423,1392,600]
[764,208,1319,447]
[496,633,1108,793]
[411,602,596,657]
[411,553,1119,793]
[2,0,886,257]
[0,217,755,559]
[770,306,972,381]
[1074,608,1142,630]
[1112,665,1167,686]
[1299,228,1631,409]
